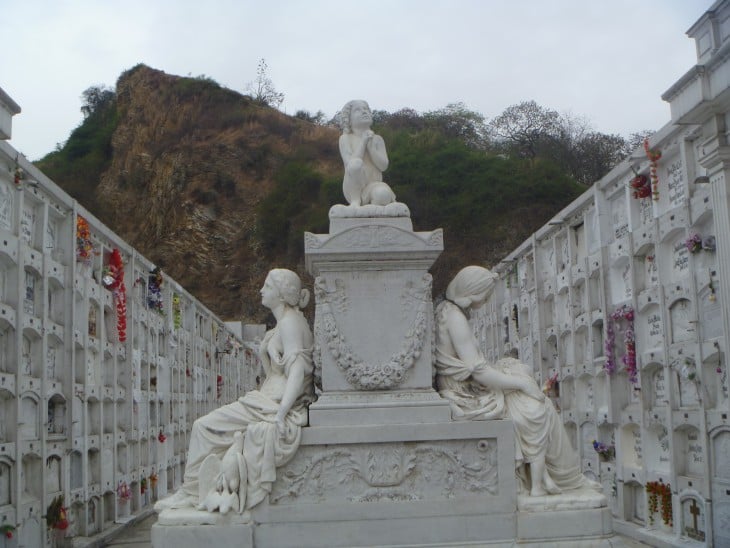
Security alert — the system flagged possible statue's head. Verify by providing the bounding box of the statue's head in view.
[266,268,310,309]
[445,266,498,309]
[339,100,372,133]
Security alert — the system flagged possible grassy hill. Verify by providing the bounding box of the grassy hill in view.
[36,65,584,321]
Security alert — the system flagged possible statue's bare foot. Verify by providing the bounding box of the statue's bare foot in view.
[530,485,547,497]
[154,489,194,511]
[543,472,562,495]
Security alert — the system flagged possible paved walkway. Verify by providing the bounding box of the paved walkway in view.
[83,511,656,548]
[101,512,157,547]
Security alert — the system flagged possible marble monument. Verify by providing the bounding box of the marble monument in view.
[153,101,611,547]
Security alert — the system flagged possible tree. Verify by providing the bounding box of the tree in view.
[489,100,562,159]
[80,85,115,118]
[247,58,284,109]
[568,132,629,185]
[424,103,489,149]
[294,109,326,124]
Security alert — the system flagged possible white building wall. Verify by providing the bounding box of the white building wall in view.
[0,121,262,544]
[480,3,730,546]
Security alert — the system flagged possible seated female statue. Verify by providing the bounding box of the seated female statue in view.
[339,100,396,207]
[435,266,598,497]
[157,268,314,513]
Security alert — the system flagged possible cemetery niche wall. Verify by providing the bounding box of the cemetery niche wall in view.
[0,94,255,546]
[481,3,730,545]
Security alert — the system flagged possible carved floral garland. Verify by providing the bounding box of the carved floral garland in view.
[314,276,430,390]
[604,305,637,383]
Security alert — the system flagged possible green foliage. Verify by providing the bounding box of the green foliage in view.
[36,87,119,212]
[256,162,334,261]
[382,125,582,248]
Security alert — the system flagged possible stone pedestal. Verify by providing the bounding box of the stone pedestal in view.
[152,215,613,547]
[305,217,450,426]
[154,420,517,547]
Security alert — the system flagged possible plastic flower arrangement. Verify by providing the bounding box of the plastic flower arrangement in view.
[217,374,224,399]
[542,371,559,395]
[158,430,166,443]
[643,138,662,200]
[117,480,131,501]
[630,172,651,199]
[1,524,15,539]
[46,494,69,531]
[605,305,637,383]
[592,440,615,461]
[686,233,702,254]
[150,472,158,489]
[76,215,95,266]
[172,294,182,329]
[147,268,164,313]
[646,481,672,526]
[102,249,127,342]
[141,477,147,495]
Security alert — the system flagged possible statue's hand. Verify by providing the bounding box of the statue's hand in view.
[275,413,286,437]
[521,380,545,402]
[363,129,374,141]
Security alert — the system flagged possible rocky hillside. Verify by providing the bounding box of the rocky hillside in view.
[37,65,584,321]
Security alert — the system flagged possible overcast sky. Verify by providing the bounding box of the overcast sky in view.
[2,0,711,161]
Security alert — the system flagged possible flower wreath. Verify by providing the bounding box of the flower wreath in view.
[604,305,637,383]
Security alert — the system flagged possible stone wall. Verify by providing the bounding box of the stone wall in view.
[0,134,258,545]
[479,3,730,545]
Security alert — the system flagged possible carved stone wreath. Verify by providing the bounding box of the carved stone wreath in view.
[314,275,431,390]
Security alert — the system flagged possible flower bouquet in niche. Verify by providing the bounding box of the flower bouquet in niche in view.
[686,233,702,254]
[46,494,69,533]
[630,172,652,199]
[1,524,14,539]
[592,439,615,461]
[646,481,672,526]
[117,480,131,502]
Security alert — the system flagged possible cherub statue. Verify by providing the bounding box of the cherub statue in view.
[339,100,396,207]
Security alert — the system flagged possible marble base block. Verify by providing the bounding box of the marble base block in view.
[153,420,517,548]
[308,389,453,426]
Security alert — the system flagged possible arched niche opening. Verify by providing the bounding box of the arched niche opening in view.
[21,452,42,501]
[47,394,67,437]
[45,455,63,497]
